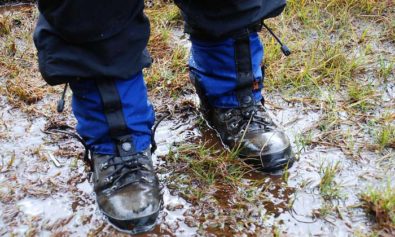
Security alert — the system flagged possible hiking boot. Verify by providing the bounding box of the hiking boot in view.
[91,150,161,234]
[187,31,294,171]
[199,96,295,172]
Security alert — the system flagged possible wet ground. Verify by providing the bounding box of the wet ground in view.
[1,2,394,237]
[2,82,391,236]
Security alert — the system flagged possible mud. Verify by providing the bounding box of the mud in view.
[1,88,388,236]
[0,2,33,14]
[1,2,394,237]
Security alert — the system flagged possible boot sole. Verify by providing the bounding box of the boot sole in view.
[240,146,296,172]
[105,209,160,235]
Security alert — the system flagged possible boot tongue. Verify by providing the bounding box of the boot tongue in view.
[241,105,273,130]
[241,106,256,119]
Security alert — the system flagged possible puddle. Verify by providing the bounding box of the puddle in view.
[17,197,73,220]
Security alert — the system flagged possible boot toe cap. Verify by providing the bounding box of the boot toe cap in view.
[239,130,295,171]
[97,183,161,221]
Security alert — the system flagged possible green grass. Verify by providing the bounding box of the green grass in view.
[144,2,190,97]
[312,202,335,219]
[375,125,395,151]
[166,143,247,188]
[287,0,390,17]
[319,161,343,200]
[347,81,375,112]
[295,131,314,152]
[378,57,394,80]
[360,182,395,230]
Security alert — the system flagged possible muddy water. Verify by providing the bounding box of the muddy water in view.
[0,89,385,236]
[0,95,197,236]
[148,92,388,236]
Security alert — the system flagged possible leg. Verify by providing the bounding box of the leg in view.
[175,0,295,171]
[34,0,161,233]
[174,0,286,40]
[69,73,161,233]
[34,0,151,85]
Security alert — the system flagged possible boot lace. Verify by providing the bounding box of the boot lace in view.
[222,102,273,133]
[100,153,154,191]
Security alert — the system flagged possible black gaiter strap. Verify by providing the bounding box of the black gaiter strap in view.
[234,35,255,108]
[95,79,136,157]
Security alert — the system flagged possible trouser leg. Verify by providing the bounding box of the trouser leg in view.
[69,72,155,155]
[35,1,161,233]
[35,1,154,154]
[34,0,151,84]
[174,0,286,39]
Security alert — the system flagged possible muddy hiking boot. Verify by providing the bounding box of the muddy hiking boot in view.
[192,75,295,172]
[202,100,295,171]
[91,150,161,234]
[188,30,295,172]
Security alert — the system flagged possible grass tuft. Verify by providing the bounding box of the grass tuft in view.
[0,15,12,36]
[319,161,342,200]
[347,81,375,111]
[166,143,247,189]
[360,182,395,231]
[375,125,395,151]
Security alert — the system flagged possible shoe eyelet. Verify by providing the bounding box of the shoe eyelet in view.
[100,162,109,170]
[230,122,238,129]
[110,184,118,192]
[126,161,133,166]
[105,176,114,183]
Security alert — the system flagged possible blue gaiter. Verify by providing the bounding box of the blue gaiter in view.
[69,72,155,155]
[189,32,264,108]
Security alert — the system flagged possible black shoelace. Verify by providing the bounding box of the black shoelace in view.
[100,153,153,191]
[223,104,273,132]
